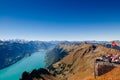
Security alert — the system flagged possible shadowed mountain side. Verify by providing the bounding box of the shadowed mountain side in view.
[20,68,56,80]
[45,43,81,68]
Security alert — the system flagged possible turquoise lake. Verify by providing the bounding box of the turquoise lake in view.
[0,51,46,80]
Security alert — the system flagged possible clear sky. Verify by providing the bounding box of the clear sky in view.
[0,0,120,41]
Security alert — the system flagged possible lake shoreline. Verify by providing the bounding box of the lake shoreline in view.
[0,51,46,80]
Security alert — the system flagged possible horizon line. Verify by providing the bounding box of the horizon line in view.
[0,39,119,42]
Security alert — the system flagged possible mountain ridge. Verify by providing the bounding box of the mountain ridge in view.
[47,43,120,80]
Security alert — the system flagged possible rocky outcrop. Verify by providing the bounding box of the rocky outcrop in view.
[89,67,120,80]
[20,68,56,80]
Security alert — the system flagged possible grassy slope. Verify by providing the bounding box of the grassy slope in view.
[50,43,120,80]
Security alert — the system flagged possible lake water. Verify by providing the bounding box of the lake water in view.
[0,51,46,80]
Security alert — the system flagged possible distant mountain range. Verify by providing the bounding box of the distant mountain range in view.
[1,39,120,70]
[0,40,56,69]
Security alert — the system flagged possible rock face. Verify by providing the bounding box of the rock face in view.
[48,43,120,80]
[89,67,120,80]
[94,62,115,77]
[20,68,56,80]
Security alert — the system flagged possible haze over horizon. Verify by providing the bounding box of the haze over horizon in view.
[0,0,120,41]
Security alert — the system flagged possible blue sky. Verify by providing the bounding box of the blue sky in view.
[0,0,120,41]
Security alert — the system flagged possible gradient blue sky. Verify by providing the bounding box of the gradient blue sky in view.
[0,0,120,41]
